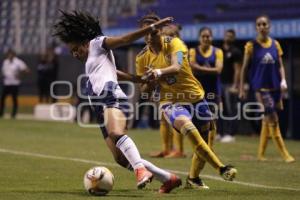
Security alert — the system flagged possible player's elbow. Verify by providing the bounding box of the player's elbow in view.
[172,64,181,73]
[216,68,223,74]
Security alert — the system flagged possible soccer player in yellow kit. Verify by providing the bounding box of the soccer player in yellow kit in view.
[149,23,186,159]
[136,13,237,188]
[240,15,295,163]
[188,27,224,188]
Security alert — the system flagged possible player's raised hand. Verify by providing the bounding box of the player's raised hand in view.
[153,17,174,29]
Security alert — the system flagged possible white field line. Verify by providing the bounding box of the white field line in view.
[0,148,299,192]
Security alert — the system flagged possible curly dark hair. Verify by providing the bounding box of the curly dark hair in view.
[53,10,103,43]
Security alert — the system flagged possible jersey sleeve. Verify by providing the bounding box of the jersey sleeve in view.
[188,48,196,63]
[215,48,223,63]
[274,40,283,56]
[244,41,253,57]
[169,37,187,54]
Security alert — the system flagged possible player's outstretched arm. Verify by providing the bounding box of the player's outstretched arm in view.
[143,51,182,81]
[104,17,173,49]
[116,70,144,83]
[278,56,288,91]
[239,52,250,99]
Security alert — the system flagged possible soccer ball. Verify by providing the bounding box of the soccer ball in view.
[83,166,114,196]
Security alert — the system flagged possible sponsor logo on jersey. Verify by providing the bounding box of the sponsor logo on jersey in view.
[261,52,275,64]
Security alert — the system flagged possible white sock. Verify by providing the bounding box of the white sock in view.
[141,159,171,183]
[115,135,144,170]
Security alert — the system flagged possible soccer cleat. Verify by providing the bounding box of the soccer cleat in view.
[135,167,153,189]
[257,156,268,161]
[164,151,186,158]
[185,176,209,190]
[149,151,169,158]
[284,156,295,163]
[220,165,237,181]
[159,174,182,193]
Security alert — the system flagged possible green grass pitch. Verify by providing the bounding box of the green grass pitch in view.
[0,119,299,200]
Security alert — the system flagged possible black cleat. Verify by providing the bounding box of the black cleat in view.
[185,176,209,189]
[220,165,237,181]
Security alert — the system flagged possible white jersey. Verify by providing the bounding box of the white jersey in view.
[1,57,27,86]
[85,36,127,99]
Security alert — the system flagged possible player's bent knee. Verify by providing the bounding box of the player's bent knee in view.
[162,104,192,129]
[173,116,192,131]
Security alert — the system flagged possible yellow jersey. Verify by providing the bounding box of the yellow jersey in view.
[136,36,204,104]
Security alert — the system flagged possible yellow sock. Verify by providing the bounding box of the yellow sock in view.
[181,122,224,170]
[208,121,216,148]
[189,123,210,178]
[160,120,170,153]
[257,121,269,160]
[173,128,184,153]
[189,153,206,178]
[269,122,294,161]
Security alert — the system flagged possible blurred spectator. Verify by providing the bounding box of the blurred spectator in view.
[37,47,59,103]
[47,47,59,103]
[37,54,51,103]
[0,49,30,118]
[219,29,242,143]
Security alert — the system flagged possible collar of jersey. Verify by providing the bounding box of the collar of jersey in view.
[198,45,213,58]
[256,37,272,48]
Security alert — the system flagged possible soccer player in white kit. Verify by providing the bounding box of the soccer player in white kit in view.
[53,10,181,193]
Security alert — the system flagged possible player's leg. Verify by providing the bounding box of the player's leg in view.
[165,127,186,158]
[104,130,181,193]
[0,85,10,117]
[186,121,214,189]
[11,86,19,118]
[255,92,270,161]
[257,119,269,161]
[103,107,153,188]
[267,112,294,162]
[163,103,237,181]
[257,91,295,162]
[149,116,171,157]
[173,128,185,156]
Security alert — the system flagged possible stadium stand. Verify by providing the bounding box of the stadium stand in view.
[114,0,300,28]
[0,0,137,54]
[2,0,300,53]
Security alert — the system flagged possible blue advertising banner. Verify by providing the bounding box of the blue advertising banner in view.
[105,19,300,42]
